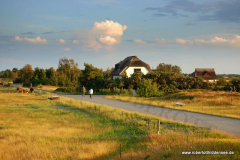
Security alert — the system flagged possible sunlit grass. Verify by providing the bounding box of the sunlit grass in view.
[106,91,240,119]
[0,86,239,159]
[36,85,59,92]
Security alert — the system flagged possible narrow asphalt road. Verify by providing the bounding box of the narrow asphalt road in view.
[54,93,240,137]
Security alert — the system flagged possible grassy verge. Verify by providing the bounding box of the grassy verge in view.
[0,86,239,159]
[106,90,240,119]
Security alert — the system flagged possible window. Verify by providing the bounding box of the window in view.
[134,68,141,73]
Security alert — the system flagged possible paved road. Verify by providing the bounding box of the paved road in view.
[53,93,240,137]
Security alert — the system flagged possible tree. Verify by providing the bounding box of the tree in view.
[130,71,143,89]
[45,67,56,78]
[33,67,46,79]
[57,58,81,87]
[19,64,34,82]
[79,63,103,90]
[137,79,159,97]
[156,63,181,74]
[4,69,12,78]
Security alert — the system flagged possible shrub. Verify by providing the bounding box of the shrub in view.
[137,79,159,97]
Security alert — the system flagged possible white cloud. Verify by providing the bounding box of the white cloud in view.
[176,39,193,44]
[14,36,47,44]
[134,39,147,44]
[195,34,240,47]
[72,40,79,44]
[62,48,71,51]
[74,20,127,51]
[56,39,66,44]
[93,20,127,37]
[99,36,118,45]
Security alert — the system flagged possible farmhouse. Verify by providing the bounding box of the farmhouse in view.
[194,68,217,82]
[110,56,152,79]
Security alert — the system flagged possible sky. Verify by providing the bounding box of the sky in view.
[0,0,240,74]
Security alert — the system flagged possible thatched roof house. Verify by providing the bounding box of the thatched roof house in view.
[110,56,152,79]
[194,68,217,82]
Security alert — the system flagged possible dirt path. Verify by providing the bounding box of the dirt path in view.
[53,94,240,137]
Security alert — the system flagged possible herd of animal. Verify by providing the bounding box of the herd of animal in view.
[17,87,35,93]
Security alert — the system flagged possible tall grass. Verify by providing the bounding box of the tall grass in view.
[0,86,239,159]
[106,91,240,119]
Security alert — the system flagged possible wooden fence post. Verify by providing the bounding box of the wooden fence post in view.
[148,119,150,130]
[157,120,160,135]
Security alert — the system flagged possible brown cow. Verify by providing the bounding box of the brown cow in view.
[23,89,28,93]
[30,87,35,93]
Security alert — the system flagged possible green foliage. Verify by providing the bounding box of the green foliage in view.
[20,64,34,82]
[156,63,182,74]
[231,78,240,92]
[130,71,143,89]
[57,58,81,87]
[137,79,159,97]
[217,78,227,86]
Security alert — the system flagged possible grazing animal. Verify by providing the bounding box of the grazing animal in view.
[30,87,35,93]
[18,88,28,93]
[23,89,28,93]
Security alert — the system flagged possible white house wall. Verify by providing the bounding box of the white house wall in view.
[126,67,149,77]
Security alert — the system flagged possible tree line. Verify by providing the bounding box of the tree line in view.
[2,57,240,96]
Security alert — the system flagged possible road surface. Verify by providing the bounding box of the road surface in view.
[54,93,240,137]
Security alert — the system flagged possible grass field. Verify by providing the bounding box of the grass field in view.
[106,90,240,119]
[0,86,239,159]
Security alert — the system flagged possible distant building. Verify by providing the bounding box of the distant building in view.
[110,56,152,79]
[194,68,217,82]
[223,74,228,78]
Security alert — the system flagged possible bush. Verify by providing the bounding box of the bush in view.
[137,79,159,97]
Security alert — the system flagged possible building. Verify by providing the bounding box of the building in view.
[194,68,217,82]
[110,56,152,79]
[223,74,228,79]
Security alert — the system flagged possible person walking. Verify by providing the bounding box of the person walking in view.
[230,87,233,92]
[89,88,93,99]
[82,85,86,96]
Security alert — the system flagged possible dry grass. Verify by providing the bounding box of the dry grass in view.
[36,85,59,92]
[106,91,240,119]
[112,132,240,160]
[0,86,240,160]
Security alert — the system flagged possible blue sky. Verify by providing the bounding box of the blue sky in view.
[0,0,240,74]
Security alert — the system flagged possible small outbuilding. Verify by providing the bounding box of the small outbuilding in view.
[110,56,152,79]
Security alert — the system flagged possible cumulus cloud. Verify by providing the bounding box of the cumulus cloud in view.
[14,36,47,44]
[99,36,118,45]
[134,39,147,44]
[93,20,127,37]
[56,39,66,44]
[74,20,127,51]
[72,40,79,44]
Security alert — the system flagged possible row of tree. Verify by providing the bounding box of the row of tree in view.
[2,57,240,96]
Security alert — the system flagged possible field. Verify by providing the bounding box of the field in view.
[106,90,240,119]
[0,86,239,159]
